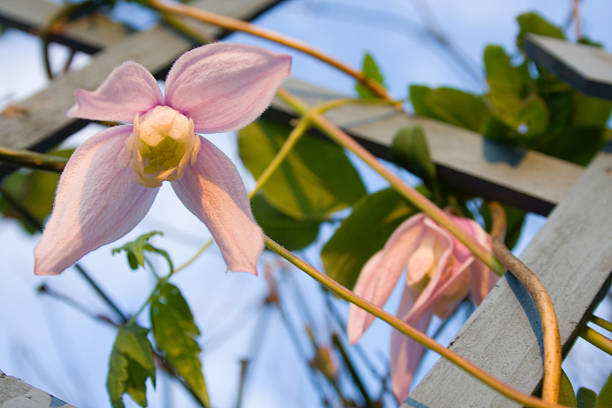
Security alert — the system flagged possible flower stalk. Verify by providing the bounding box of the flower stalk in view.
[0,146,67,173]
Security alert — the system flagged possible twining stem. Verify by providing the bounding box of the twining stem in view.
[275,87,505,276]
[590,315,612,333]
[488,202,561,404]
[264,235,566,408]
[148,0,390,100]
[0,146,67,173]
[580,326,612,355]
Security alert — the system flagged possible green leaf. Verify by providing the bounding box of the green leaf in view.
[112,231,173,272]
[572,92,612,128]
[516,12,565,51]
[0,148,73,234]
[251,194,320,250]
[484,45,524,125]
[534,126,606,165]
[409,85,490,132]
[559,370,578,408]
[597,371,612,408]
[516,94,549,138]
[578,387,597,408]
[321,188,418,289]
[151,283,209,407]
[355,52,386,99]
[238,119,366,220]
[390,126,437,189]
[107,325,156,408]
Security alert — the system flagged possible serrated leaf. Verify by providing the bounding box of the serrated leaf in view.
[238,119,366,220]
[321,188,418,289]
[516,12,565,51]
[559,370,578,407]
[597,371,612,408]
[107,325,156,408]
[112,231,173,272]
[0,148,73,234]
[390,126,437,189]
[484,45,524,125]
[578,387,597,408]
[355,52,386,99]
[151,283,209,407]
[251,194,320,250]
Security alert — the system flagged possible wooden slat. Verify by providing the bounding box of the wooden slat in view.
[274,79,583,214]
[0,0,282,168]
[525,34,612,100]
[404,152,612,407]
[0,369,74,407]
[0,0,128,52]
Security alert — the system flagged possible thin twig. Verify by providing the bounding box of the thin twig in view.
[579,326,612,355]
[590,314,612,333]
[0,146,66,173]
[488,202,562,404]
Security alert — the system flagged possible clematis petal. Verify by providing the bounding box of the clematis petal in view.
[390,287,432,403]
[34,125,159,275]
[165,43,291,133]
[68,61,163,122]
[467,219,497,305]
[347,251,384,344]
[370,214,428,320]
[171,137,263,274]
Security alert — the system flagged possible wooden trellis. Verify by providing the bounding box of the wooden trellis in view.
[0,1,610,407]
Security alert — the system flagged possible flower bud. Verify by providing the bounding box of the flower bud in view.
[126,106,200,187]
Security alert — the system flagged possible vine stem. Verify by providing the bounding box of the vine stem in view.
[0,146,67,173]
[488,202,561,403]
[590,315,612,333]
[263,235,565,408]
[275,87,505,276]
[148,0,391,100]
[579,326,612,355]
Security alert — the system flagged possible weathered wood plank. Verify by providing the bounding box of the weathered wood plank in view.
[525,34,612,100]
[274,79,583,214]
[405,152,612,407]
[0,0,128,52]
[0,369,74,408]
[0,0,283,168]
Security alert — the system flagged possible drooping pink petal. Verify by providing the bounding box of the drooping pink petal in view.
[68,61,163,122]
[369,214,428,316]
[34,125,159,275]
[171,137,263,274]
[390,287,433,403]
[468,220,497,305]
[164,43,291,133]
[347,251,384,344]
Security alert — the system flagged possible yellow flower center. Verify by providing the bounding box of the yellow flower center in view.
[124,106,200,188]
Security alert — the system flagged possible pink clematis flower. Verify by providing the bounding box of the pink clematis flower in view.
[34,43,291,276]
[346,213,498,402]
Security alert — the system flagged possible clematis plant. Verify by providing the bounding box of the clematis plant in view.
[34,43,291,276]
[347,213,498,402]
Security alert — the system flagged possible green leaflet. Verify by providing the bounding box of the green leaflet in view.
[390,126,437,191]
[409,85,490,132]
[597,371,612,408]
[238,119,366,221]
[355,51,387,99]
[321,188,418,289]
[559,370,578,408]
[112,231,173,273]
[516,11,565,51]
[251,193,320,250]
[107,325,156,408]
[578,387,597,408]
[151,283,209,407]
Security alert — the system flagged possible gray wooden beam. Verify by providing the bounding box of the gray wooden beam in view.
[405,152,612,407]
[0,370,74,408]
[524,34,612,100]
